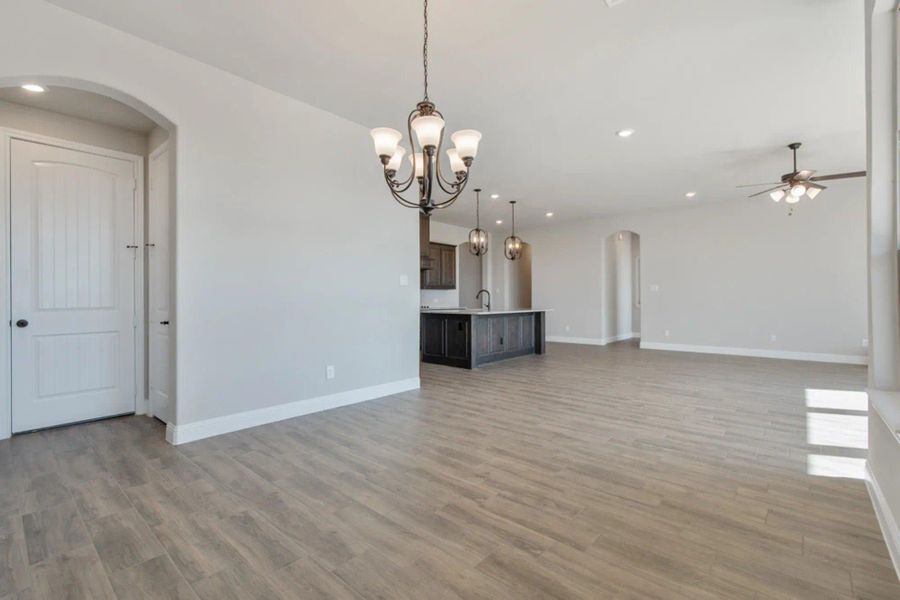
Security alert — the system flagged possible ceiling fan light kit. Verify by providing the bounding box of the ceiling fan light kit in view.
[370,0,481,214]
[741,142,866,214]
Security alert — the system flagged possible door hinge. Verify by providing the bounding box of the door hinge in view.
[126,245,139,249]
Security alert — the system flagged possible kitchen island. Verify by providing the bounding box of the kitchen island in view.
[420,309,549,369]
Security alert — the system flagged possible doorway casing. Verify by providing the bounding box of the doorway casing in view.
[0,77,177,440]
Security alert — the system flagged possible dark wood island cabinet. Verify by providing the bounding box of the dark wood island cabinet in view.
[420,309,548,369]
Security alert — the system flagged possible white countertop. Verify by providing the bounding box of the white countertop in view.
[420,308,552,315]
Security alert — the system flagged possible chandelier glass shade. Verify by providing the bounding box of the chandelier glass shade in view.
[504,201,524,261]
[468,189,488,256]
[369,0,482,214]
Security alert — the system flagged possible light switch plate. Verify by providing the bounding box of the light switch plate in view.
[649,284,660,292]
[326,365,335,380]
[399,274,409,287]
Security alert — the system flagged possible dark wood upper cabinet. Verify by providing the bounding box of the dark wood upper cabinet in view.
[421,242,456,290]
[439,245,456,288]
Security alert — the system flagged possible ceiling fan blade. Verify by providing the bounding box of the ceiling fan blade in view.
[795,169,816,180]
[808,171,867,182]
[748,185,787,198]
[736,181,782,188]
[806,182,826,191]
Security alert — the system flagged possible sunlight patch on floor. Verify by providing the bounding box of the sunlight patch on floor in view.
[805,388,868,411]
[806,412,868,449]
[806,454,867,479]
[804,388,868,480]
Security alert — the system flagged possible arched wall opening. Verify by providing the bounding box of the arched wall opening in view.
[0,76,178,439]
[603,230,640,344]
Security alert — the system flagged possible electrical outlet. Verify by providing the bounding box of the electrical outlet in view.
[770,334,777,342]
[664,329,670,337]
[862,338,869,348]
[650,284,660,292]
[565,325,571,332]
[326,365,335,380]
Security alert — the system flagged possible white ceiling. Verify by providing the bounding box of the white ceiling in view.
[0,85,158,133]
[44,0,866,229]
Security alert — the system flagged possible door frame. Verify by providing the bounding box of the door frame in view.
[0,128,145,439]
[147,140,171,421]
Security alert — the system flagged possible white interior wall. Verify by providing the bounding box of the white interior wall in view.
[0,0,420,441]
[527,186,868,362]
[864,0,900,579]
[0,98,147,155]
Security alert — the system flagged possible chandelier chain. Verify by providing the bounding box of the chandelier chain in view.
[423,0,429,101]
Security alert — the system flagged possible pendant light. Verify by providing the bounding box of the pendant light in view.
[504,201,524,261]
[468,189,488,256]
[369,0,482,214]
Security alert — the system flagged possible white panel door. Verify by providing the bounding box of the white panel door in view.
[148,146,173,423]
[11,139,137,432]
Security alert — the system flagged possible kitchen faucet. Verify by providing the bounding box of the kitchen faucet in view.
[476,289,491,311]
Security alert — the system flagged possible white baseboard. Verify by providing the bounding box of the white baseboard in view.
[638,341,867,365]
[165,377,420,445]
[547,332,640,347]
[866,462,900,580]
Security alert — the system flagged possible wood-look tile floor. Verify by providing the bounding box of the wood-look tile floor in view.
[1,341,898,599]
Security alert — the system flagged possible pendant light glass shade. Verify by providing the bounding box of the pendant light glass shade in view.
[790,183,807,197]
[770,189,785,202]
[504,200,523,261]
[447,148,467,174]
[371,128,402,159]
[468,189,488,256]
[385,146,407,172]
[409,152,425,178]
[411,115,445,148]
[806,186,822,199]
[451,130,482,160]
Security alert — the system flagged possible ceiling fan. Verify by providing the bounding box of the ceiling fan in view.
[739,142,866,205]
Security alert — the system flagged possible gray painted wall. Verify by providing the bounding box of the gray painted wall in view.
[0,98,147,154]
[1,0,420,427]
[525,183,867,360]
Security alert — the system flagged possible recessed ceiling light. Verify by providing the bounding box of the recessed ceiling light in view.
[495,220,503,224]
[21,84,45,93]
[490,193,500,199]
[685,191,696,198]
[616,129,635,138]
[545,212,554,217]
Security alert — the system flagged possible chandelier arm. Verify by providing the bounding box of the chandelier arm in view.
[431,110,457,189]
[387,166,414,190]
[435,170,462,195]
[430,175,469,209]
[388,184,424,209]
[384,169,417,194]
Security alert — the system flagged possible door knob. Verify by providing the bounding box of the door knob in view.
[160,321,169,325]
[15,319,28,328]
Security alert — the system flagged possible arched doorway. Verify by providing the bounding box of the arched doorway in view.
[0,77,177,438]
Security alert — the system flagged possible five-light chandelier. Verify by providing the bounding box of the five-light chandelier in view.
[370,0,482,214]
